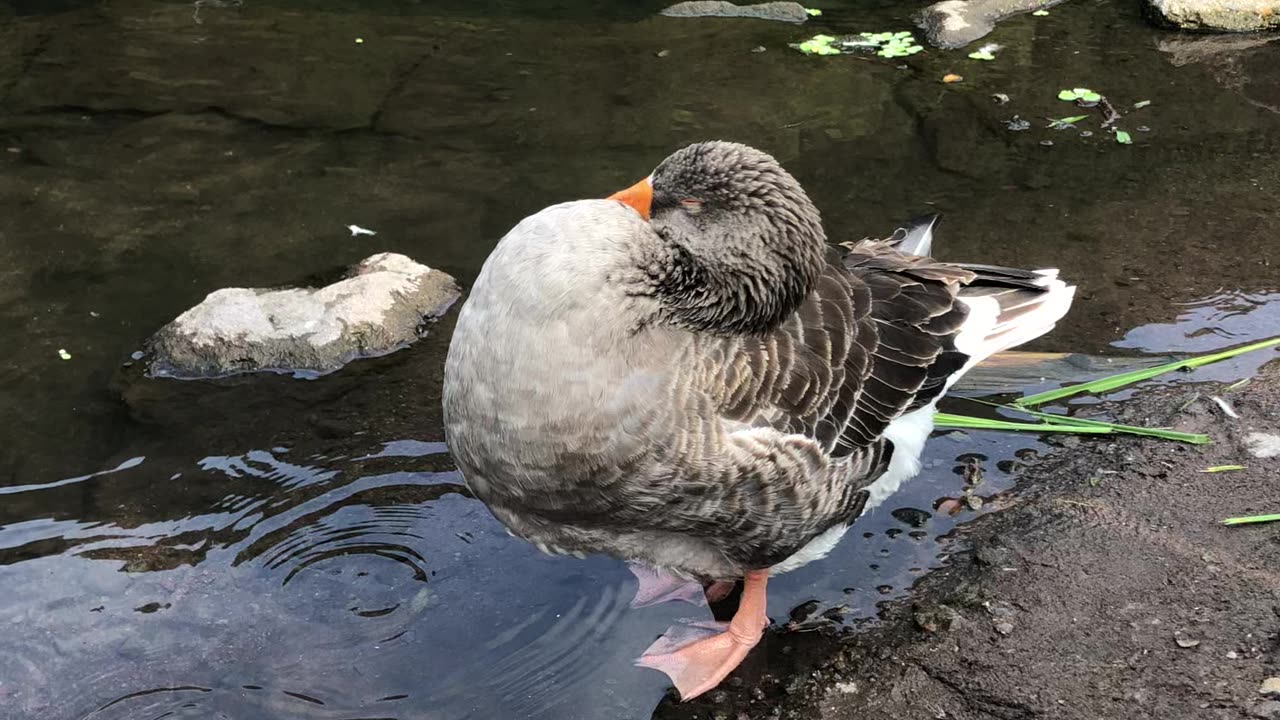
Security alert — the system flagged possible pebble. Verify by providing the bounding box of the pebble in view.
[994,621,1014,635]
[1245,433,1280,459]
[1262,677,1280,697]
[1252,701,1280,720]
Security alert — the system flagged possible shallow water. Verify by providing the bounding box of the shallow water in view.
[1,1,1278,718]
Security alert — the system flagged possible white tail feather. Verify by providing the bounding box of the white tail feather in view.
[953,276,1076,381]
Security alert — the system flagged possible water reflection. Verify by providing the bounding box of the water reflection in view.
[1118,290,1280,353]
[0,421,1043,720]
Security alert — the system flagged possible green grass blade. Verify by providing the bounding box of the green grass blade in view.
[1222,513,1280,526]
[1203,465,1246,473]
[963,399,1212,444]
[1014,336,1280,407]
[933,412,1112,434]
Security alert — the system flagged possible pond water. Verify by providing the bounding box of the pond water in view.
[1,1,1278,718]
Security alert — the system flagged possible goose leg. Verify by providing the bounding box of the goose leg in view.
[636,569,769,701]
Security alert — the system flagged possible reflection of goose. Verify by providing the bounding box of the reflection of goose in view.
[442,141,1074,699]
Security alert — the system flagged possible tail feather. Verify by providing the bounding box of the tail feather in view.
[870,213,1076,392]
[952,270,1076,376]
[887,214,939,257]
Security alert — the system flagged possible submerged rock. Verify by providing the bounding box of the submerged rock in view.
[1146,0,1280,32]
[147,253,460,378]
[660,1,811,23]
[916,0,1068,48]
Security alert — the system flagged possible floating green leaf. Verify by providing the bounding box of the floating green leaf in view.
[794,34,841,55]
[968,50,996,60]
[57,348,71,360]
[1032,8,1049,15]
[1080,91,1102,102]
[1049,114,1090,129]
[1203,465,1246,473]
[1115,129,1132,144]
[1133,99,1152,109]
[1014,336,1280,406]
[1222,514,1280,526]
[1058,89,1080,101]
[805,7,822,15]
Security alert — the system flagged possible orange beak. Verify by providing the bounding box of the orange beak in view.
[608,176,653,220]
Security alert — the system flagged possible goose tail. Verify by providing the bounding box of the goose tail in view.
[951,267,1077,375]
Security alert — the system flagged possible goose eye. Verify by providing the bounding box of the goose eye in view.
[679,198,704,213]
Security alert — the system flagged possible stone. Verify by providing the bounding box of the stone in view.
[146,253,460,378]
[916,0,1069,49]
[914,604,961,632]
[660,1,811,23]
[1146,0,1280,32]
[1262,677,1280,697]
[1251,701,1280,719]
[1245,433,1280,458]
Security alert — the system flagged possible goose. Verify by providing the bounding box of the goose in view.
[442,141,1074,700]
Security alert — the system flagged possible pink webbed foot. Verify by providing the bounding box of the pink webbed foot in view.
[628,562,709,609]
[636,569,769,701]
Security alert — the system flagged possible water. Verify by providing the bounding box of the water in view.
[2,1,1279,718]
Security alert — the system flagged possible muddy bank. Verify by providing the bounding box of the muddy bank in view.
[655,359,1280,720]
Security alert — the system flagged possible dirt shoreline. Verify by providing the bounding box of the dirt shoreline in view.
[655,361,1280,720]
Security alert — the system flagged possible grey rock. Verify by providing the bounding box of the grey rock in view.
[916,0,1070,49]
[1262,677,1280,697]
[1159,34,1280,66]
[913,604,961,632]
[148,253,460,378]
[661,1,811,23]
[1246,432,1280,458]
[1146,0,1280,32]
[1252,700,1280,719]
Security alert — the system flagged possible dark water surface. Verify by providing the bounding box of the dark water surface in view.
[2,1,1278,718]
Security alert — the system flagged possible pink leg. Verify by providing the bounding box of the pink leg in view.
[628,562,709,608]
[636,569,769,701]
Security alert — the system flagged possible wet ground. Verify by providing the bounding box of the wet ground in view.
[659,363,1280,720]
[1,1,1278,719]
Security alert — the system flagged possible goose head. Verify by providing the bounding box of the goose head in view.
[609,141,826,336]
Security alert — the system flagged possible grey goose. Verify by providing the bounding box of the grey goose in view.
[442,141,1075,700]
